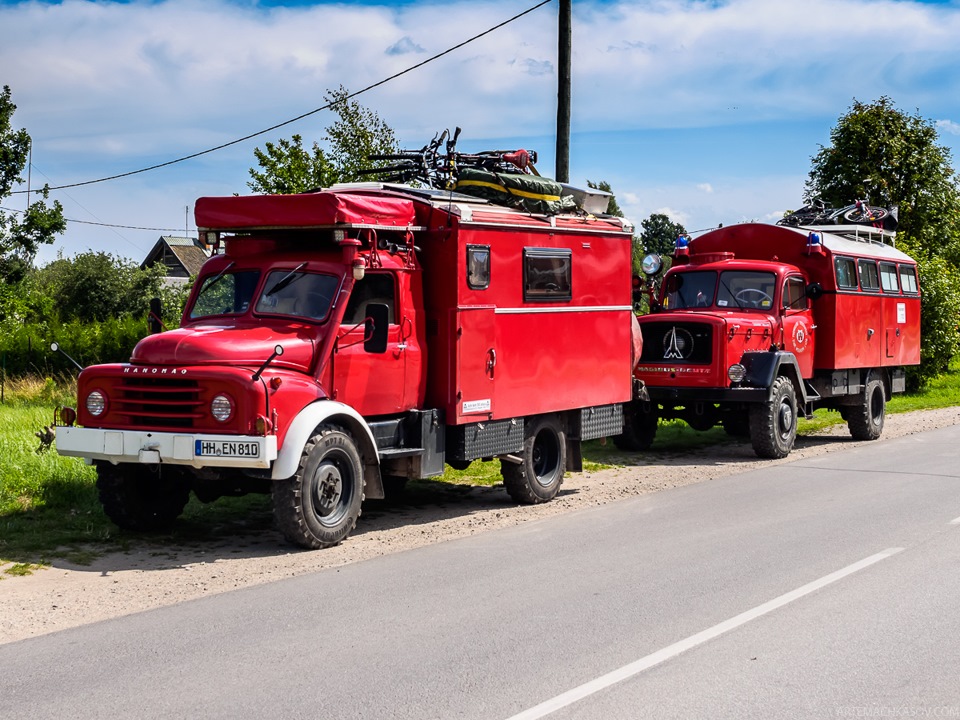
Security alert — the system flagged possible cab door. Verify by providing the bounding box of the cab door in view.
[780,274,815,378]
[332,273,406,416]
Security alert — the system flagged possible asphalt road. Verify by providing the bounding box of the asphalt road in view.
[3,425,960,719]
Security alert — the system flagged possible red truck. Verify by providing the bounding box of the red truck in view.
[621,219,920,458]
[54,184,637,548]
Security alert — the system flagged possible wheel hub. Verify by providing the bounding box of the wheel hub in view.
[314,464,343,517]
[778,402,794,437]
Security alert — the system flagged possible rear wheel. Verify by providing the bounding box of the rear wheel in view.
[613,400,657,451]
[848,376,886,440]
[749,376,798,459]
[273,425,364,549]
[96,462,191,531]
[501,416,566,504]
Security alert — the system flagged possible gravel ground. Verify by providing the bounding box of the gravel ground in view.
[2,406,958,645]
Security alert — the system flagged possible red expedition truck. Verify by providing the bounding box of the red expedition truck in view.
[621,219,920,458]
[54,184,637,548]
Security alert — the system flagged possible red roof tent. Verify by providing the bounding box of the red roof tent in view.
[195,191,418,231]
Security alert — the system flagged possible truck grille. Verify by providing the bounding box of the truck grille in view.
[113,377,205,429]
[639,322,713,364]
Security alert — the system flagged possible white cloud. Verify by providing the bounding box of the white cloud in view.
[387,36,426,56]
[936,119,960,135]
[697,183,714,194]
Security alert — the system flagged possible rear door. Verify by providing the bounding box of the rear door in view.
[455,305,496,423]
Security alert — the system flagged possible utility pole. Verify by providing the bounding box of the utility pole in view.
[556,0,571,183]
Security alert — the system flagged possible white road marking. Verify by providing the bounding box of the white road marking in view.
[506,548,904,720]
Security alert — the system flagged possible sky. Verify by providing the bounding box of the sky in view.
[2,0,960,266]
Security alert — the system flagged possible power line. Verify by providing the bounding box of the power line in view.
[1,206,187,233]
[10,0,553,195]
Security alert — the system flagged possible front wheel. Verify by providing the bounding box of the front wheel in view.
[273,425,364,549]
[748,376,798,459]
[96,462,191,531]
[501,416,566,504]
[848,376,886,440]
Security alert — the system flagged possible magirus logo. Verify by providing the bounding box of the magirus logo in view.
[663,326,694,360]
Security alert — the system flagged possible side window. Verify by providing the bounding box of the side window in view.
[899,265,919,294]
[523,248,572,302]
[879,262,899,293]
[835,257,858,290]
[342,274,396,325]
[782,276,806,310]
[466,245,490,290]
[858,259,880,292]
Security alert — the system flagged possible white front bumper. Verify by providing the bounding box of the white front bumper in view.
[55,426,278,469]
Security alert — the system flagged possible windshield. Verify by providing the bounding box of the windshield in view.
[255,270,340,321]
[662,269,777,311]
[188,269,341,321]
[715,271,776,310]
[662,271,716,309]
[190,270,260,319]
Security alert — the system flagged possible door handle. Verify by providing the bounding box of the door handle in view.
[486,348,497,377]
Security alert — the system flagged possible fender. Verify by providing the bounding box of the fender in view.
[740,351,807,402]
[272,400,382,496]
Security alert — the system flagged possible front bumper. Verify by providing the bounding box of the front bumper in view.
[646,386,769,403]
[55,426,278,469]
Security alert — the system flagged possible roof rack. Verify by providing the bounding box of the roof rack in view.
[800,223,897,247]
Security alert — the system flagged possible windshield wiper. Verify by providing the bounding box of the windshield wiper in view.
[203,261,236,292]
[718,277,743,309]
[265,262,308,297]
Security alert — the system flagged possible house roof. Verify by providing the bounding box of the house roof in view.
[141,236,211,277]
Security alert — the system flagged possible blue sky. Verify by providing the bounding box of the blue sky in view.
[2,0,960,264]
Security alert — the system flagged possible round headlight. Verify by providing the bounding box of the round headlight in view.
[727,364,746,383]
[641,253,663,276]
[86,390,106,416]
[211,394,234,422]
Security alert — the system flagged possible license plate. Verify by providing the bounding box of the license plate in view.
[195,440,260,458]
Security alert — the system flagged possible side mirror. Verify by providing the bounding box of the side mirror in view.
[806,282,824,301]
[363,303,389,354]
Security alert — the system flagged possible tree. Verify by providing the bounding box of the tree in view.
[248,134,335,194]
[640,213,686,258]
[808,97,960,388]
[32,251,166,322]
[248,87,397,194]
[323,85,398,184]
[0,85,65,282]
[806,97,960,264]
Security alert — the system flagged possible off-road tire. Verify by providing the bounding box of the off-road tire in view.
[748,375,798,459]
[96,462,191,532]
[613,400,657,451]
[501,415,566,504]
[848,376,886,441]
[273,425,364,549]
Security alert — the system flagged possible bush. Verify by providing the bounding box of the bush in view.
[0,316,152,377]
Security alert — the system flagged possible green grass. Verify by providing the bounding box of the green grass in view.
[3,365,960,564]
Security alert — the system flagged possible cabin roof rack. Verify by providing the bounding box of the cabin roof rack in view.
[801,223,897,247]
